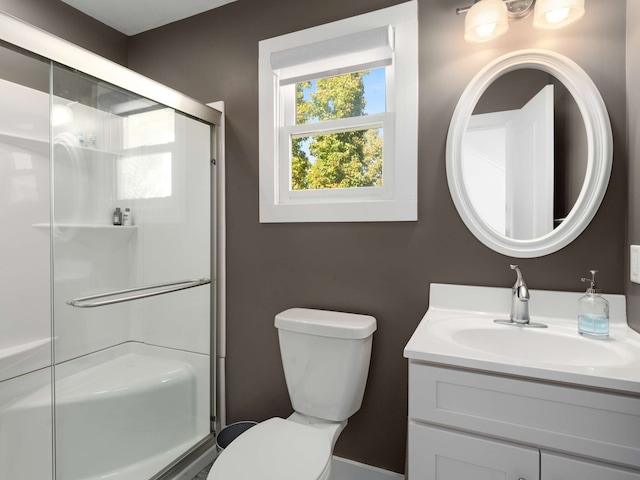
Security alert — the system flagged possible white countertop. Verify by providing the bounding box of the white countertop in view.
[404,284,640,395]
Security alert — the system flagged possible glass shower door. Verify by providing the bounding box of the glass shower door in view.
[0,42,53,480]
[51,64,212,480]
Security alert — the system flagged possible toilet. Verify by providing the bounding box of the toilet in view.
[208,307,377,480]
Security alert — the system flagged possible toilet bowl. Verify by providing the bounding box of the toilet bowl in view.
[207,308,376,480]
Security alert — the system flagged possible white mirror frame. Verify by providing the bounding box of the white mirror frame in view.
[446,49,612,258]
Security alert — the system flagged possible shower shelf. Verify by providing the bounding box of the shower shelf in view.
[54,139,128,157]
[80,147,127,157]
[32,223,137,247]
[73,144,155,158]
[32,223,137,230]
[0,131,48,154]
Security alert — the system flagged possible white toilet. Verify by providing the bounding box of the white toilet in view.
[208,307,377,480]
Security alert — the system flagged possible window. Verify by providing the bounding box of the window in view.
[288,68,386,191]
[259,1,418,222]
[118,108,175,200]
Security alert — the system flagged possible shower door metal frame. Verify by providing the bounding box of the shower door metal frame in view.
[0,12,220,126]
[0,9,223,480]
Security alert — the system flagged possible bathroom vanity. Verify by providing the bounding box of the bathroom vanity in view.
[404,284,640,480]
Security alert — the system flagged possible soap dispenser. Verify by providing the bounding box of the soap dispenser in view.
[578,270,609,339]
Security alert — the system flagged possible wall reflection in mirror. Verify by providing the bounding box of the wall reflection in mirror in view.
[461,69,587,240]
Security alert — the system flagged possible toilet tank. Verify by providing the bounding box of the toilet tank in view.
[275,308,377,422]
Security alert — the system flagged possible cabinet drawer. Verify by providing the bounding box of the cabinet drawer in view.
[408,422,539,480]
[408,362,640,469]
[541,451,640,480]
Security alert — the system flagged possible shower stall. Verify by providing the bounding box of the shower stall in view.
[0,12,221,480]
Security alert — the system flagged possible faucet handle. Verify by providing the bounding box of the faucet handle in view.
[510,264,529,300]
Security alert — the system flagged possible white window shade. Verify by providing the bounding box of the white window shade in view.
[271,25,394,85]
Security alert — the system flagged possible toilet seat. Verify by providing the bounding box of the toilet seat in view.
[208,417,332,480]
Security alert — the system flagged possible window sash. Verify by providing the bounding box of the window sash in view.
[284,112,388,137]
[279,67,393,128]
[278,113,395,203]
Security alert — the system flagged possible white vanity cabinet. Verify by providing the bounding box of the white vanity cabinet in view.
[407,362,640,480]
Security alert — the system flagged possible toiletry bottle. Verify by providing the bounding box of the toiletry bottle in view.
[123,207,132,226]
[113,207,122,226]
[578,270,609,338]
[86,132,96,148]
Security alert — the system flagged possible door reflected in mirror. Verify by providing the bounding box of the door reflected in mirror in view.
[461,69,587,240]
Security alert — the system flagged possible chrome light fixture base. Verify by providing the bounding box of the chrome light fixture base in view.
[456,0,535,19]
[505,0,535,21]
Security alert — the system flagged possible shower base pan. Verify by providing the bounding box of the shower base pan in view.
[10,341,210,480]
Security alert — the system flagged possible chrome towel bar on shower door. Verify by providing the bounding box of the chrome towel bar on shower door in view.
[66,278,211,308]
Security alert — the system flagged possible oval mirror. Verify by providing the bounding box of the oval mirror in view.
[446,50,612,258]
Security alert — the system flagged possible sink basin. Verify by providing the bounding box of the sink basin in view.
[449,320,634,367]
[404,284,640,394]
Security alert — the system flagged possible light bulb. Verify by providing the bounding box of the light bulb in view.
[533,0,585,29]
[545,7,570,24]
[475,23,497,38]
[52,104,74,127]
[464,0,509,43]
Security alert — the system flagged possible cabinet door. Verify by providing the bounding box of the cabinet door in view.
[409,422,539,480]
[542,451,640,480]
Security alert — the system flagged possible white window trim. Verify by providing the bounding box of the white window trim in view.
[259,0,418,223]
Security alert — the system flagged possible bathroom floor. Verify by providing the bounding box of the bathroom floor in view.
[192,462,213,479]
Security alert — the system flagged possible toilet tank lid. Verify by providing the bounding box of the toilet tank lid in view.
[275,308,377,339]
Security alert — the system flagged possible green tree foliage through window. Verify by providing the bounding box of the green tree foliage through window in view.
[292,71,383,190]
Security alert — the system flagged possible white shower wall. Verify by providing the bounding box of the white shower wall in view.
[132,113,211,355]
[0,79,51,382]
[52,102,211,362]
[0,75,211,371]
[0,77,54,480]
[0,76,211,374]
[52,99,137,363]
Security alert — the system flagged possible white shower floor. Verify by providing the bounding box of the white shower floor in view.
[54,342,210,480]
[1,341,210,480]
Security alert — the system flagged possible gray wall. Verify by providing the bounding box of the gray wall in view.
[126,0,628,473]
[0,0,127,65]
[627,3,640,332]
[0,0,630,474]
[0,45,49,92]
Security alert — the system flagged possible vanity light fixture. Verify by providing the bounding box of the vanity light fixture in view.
[456,0,585,43]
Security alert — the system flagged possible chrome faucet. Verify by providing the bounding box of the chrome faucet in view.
[510,264,530,325]
[494,265,547,328]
